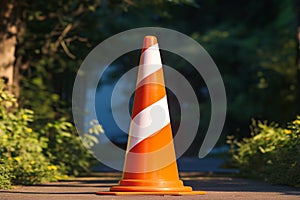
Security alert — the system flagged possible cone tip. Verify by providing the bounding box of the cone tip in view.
[142,36,158,52]
[144,35,157,41]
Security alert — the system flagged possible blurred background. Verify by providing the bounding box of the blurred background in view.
[0,0,299,188]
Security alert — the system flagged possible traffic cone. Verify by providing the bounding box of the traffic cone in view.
[97,36,205,195]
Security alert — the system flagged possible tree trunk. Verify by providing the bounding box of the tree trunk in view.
[297,0,300,113]
[0,0,20,94]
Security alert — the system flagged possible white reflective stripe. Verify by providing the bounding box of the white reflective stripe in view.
[128,96,170,151]
[137,44,162,84]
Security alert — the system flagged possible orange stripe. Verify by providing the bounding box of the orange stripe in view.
[137,68,165,88]
[131,84,165,119]
[132,68,166,118]
[129,124,173,153]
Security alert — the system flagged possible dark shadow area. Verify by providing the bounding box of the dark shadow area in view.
[186,178,300,196]
[0,191,96,195]
[23,179,118,188]
[57,179,118,184]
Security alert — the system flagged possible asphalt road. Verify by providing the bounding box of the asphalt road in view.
[1,172,299,200]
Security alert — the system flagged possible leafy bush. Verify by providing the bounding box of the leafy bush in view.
[228,117,300,187]
[0,160,13,189]
[41,119,95,176]
[0,80,98,188]
[0,81,61,186]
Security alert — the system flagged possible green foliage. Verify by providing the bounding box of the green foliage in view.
[0,80,97,188]
[228,117,300,187]
[41,118,96,176]
[82,119,104,148]
[199,0,298,132]
[0,160,13,189]
[0,80,61,186]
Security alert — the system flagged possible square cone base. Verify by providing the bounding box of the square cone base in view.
[96,186,206,196]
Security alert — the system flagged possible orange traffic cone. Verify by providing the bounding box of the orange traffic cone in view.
[97,36,205,195]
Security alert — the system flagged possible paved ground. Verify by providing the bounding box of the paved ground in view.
[1,157,299,199]
[0,172,299,200]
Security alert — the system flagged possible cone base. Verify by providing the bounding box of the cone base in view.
[96,191,206,196]
[96,184,206,195]
[110,184,192,192]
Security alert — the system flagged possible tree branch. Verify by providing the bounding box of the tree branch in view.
[60,40,75,59]
[53,23,73,51]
